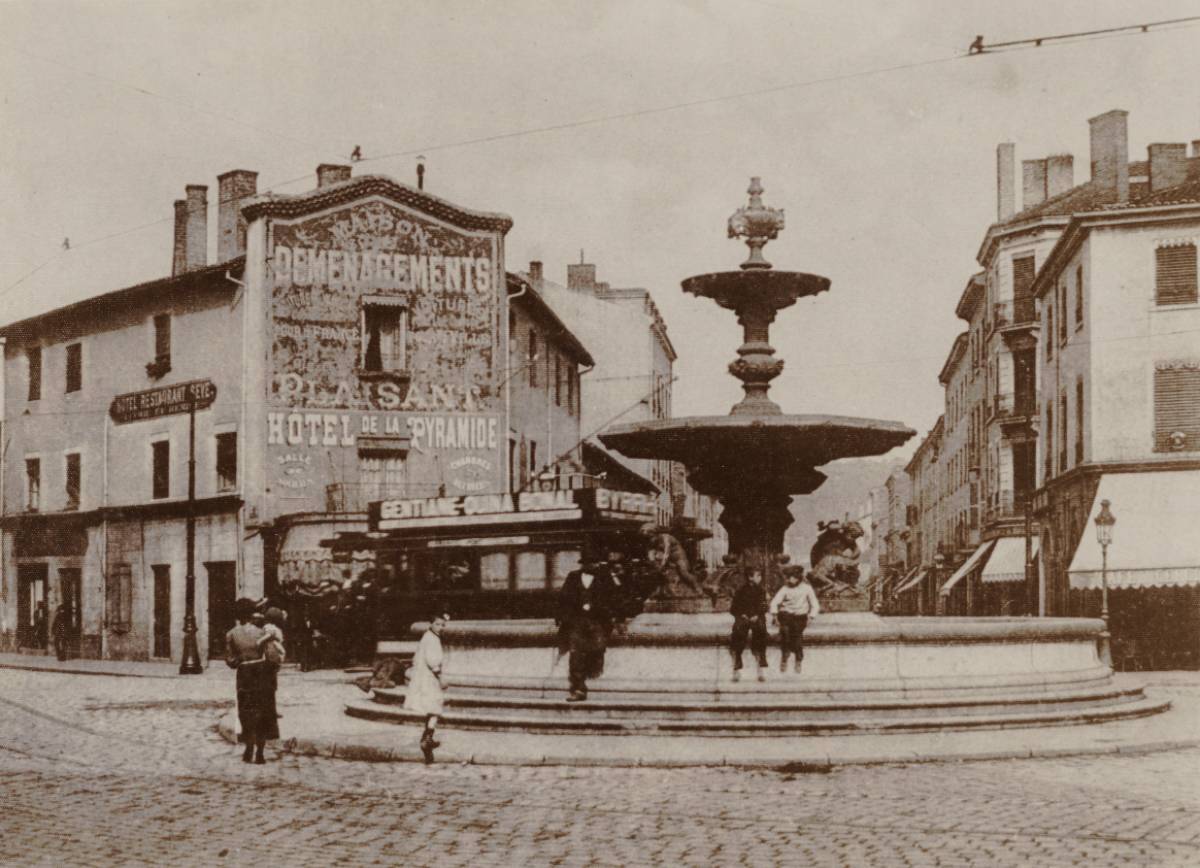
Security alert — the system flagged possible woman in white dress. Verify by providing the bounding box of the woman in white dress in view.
[404,612,449,763]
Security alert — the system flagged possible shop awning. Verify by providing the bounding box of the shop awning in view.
[1068,470,1200,590]
[893,566,927,595]
[982,536,1038,583]
[939,541,995,596]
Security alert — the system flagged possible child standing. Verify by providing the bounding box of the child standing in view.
[769,569,820,673]
[405,611,450,763]
[729,569,770,682]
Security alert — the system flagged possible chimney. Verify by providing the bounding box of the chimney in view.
[184,184,208,271]
[316,164,352,188]
[172,199,188,277]
[1148,143,1188,192]
[1045,154,1074,199]
[528,261,543,285]
[217,170,258,262]
[1088,109,1129,202]
[996,143,1016,221]
[567,262,597,292]
[1022,158,1047,210]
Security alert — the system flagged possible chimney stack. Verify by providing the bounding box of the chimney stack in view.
[172,199,188,277]
[528,261,543,284]
[567,262,597,292]
[1045,154,1074,199]
[996,143,1016,221]
[184,184,208,271]
[1149,144,1188,192]
[1022,158,1047,210]
[217,170,258,262]
[1088,109,1129,203]
[316,164,352,188]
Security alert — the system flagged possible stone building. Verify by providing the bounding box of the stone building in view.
[0,166,593,662]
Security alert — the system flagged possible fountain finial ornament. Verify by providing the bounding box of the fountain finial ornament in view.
[727,176,785,270]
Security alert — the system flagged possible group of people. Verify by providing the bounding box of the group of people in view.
[224,599,288,764]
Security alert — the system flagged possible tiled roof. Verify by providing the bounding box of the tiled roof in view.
[1106,175,1200,209]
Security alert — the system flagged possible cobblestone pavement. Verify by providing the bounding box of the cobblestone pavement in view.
[1,669,1198,867]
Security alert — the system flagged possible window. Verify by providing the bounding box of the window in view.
[515,551,548,590]
[1075,379,1085,465]
[1059,392,1068,472]
[65,452,81,510]
[551,549,580,589]
[25,457,40,511]
[1058,283,1068,345]
[1156,243,1198,306]
[1044,402,1054,480]
[216,431,237,492]
[567,365,576,414]
[108,563,133,633]
[480,552,510,591]
[1045,306,1054,360]
[154,313,171,361]
[528,331,538,386]
[65,343,82,393]
[361,301,406,372]
[554,354,563,406]
[27,346,41,401]
[152,440,170,499]
[1154,363,1200,451]
[1074,265,1084,330]
[1012,255,1035,322]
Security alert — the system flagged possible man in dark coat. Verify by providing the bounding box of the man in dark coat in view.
[557,552,622,702]
[729,568,770,682]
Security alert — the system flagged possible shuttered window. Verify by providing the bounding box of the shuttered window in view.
[1154,364,1200,451]
[1012,255,1035,322]
[1156,244,1198,305]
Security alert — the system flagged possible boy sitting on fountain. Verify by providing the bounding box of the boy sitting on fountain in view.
[729,568,770,682]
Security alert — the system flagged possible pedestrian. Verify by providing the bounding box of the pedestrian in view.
[32,601,48,651]
[257,607,287,665]
[404,611,450,764]
[557,547,621,702]
[51,604,70,661]
[225,598,280,764]
[769,568,821,673]
[729,568,769,682]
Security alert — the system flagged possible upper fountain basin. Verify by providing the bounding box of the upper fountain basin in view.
[681,269,830,312]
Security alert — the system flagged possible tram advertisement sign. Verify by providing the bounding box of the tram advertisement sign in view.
[110,379,217,424]
[370,487,656,531]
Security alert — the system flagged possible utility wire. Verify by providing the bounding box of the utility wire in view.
[5,13,1199,299]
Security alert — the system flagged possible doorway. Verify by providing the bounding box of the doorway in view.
[206,561,237,660]
[152,564,171,659]
[17,563,49,649]
[58,567,82,657]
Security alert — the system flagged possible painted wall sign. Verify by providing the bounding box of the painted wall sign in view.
[263,195,506,515]
[110,379,216,424]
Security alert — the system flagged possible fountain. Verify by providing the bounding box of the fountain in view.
[347,180,1168,738]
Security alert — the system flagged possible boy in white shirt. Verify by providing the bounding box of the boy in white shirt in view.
[769,569,820,673]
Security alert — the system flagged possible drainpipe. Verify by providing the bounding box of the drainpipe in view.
[504,278,530,493]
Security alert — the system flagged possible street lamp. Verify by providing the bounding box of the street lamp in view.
[931,548,946,616]
[1093,498,1116,667]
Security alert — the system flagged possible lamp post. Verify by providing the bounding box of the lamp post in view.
[179,395,203,674]
[930,549,946,617]
[1093,498,1116,668]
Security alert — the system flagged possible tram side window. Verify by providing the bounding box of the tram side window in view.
[551,549,580,589]
[516,551,548,590]
[416,550,476,591]
[480,552,510,591]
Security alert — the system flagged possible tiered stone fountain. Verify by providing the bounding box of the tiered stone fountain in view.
[347,181,1167,737]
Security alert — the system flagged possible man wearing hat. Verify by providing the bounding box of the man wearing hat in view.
[557,543,622,702]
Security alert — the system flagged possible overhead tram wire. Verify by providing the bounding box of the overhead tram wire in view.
[4,12,1199,300]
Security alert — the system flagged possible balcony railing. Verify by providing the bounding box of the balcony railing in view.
[993,297,1036,330]
[988,391,1036,423]
[983,490,1019,525]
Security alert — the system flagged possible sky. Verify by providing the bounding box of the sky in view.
[2,0,1198,459]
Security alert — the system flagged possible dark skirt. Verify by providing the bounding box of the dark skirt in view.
[236,660,280,743]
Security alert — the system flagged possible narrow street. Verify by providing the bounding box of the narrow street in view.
[2,668,1198,867]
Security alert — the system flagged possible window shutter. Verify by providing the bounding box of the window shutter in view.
[1154,364,1200,451]
[1156,244,1198,305]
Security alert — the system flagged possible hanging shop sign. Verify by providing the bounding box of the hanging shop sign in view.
[109,379,217,424]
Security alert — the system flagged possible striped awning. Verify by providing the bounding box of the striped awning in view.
[894,566,927,595]
[939,541,995,596]
[982,537,1039,583]
[1068,470,1200,590]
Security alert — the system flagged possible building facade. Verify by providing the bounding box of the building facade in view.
[1,165,596,662]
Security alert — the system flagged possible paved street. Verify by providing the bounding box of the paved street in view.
[1,668,1199,867]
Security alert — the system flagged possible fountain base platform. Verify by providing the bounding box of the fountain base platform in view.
[345,614,1168,736]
